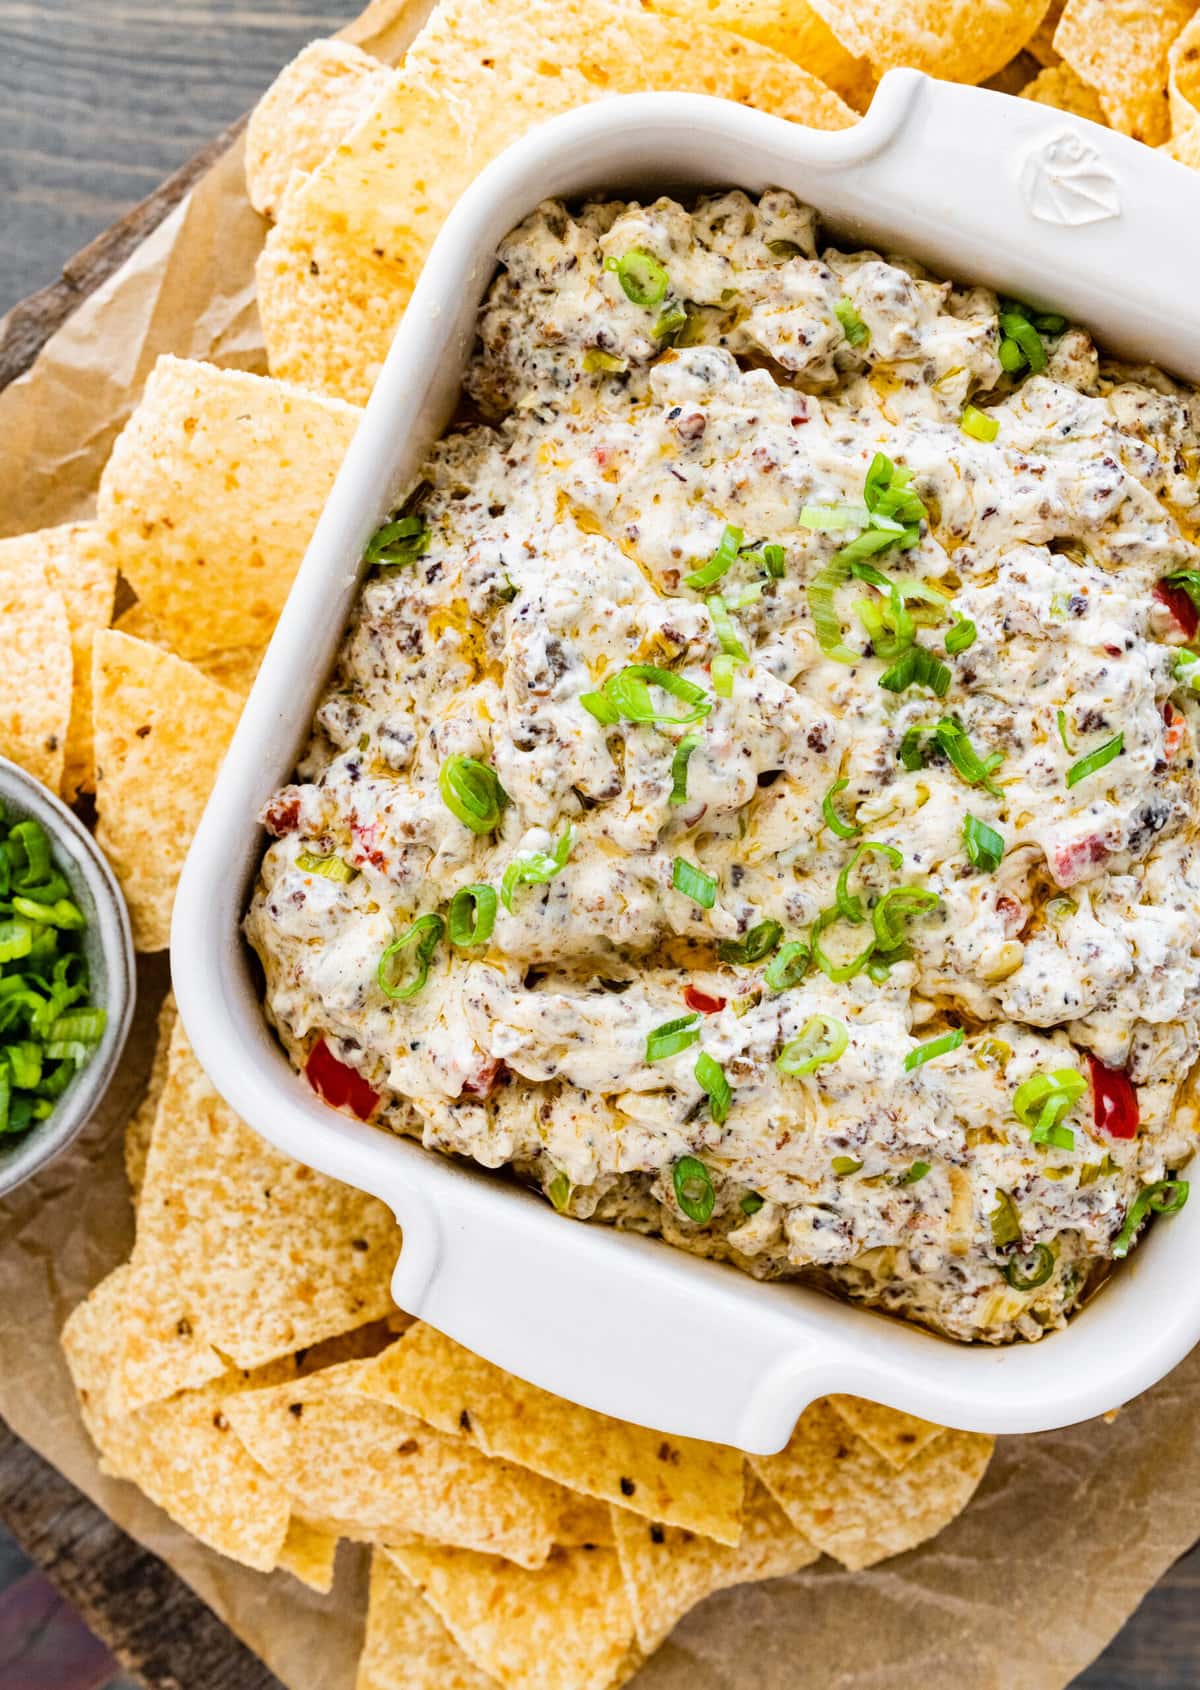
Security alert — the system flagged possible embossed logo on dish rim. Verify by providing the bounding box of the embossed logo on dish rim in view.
[1018,127,1121,227]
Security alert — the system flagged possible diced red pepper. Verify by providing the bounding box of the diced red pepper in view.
[1153,580,1199,641]
[1163,702,1187,761]
[684,986,727,1014]
[305,1037,379,1120]
[460,1057,508,1100]
[1088,1055,1139,1140]
[1048,834,1110,887]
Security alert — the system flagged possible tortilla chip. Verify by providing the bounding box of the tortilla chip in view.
[1020,61,1107,121]
[92,629,243,951]
[750,1397,994,1570]
[106,1019,399,1413]
[803,0,1052,85]
[386,1541,638,1690]
[223,1359,572,1567]
[1053,0,1192,145]
[0,546,72,793]
[257,0,854,403]
[111,603,264,696]
[97,355,360,658]
[124,990,176,1201]
[246,39,393,220]
[1028,0,1064,65]
[611,1475,817,1655]
[277,1517,340,1593]
[359,1551,496,1690]
[648,0,873,106]
[1169,14,1200,168]
[0,524,116,800]
[827,1396,947,1468]
[556,1494,616,1549]
[350,1324,745,1545]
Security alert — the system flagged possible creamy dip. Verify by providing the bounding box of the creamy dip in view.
[248,189,1200,1343]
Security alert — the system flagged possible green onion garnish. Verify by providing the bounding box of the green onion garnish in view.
[654,301,689,342]
[694,1051,732,1123]
[673,1155,715,1222]
[821,777,861,841]
[1111,1179,1189,1259]
[1056,708,1074,754]
[990,1191,1022,1247]
[707,595,748,661]
[963,813,1004,872]
[582,348,628,373]
[439,755,509,833]
[672,858,717,909]
[711,655,738,698]
[834,297,869,346]
[581,665,711,728]
[1013,1067,1086,1149]
[646,1014,701,1062]
[365,514,430,568]
[740,1191,764,1215]
[669,735,700,806]
[934,717,1005,796]
[500,827,573,912]
[1066,731,1123,789]
[448,883,498,946]
[810,908,878,983]
[807,556,861,665]
[378,912,444,1001]
[945,617,977,655]
[898,725,932,771]
[800,504,864,532]
[609,249,669,307]
[763,940,810,991]
[295,851,357,883]
[878,647,951,697]
[777,1013,848,1077]
[718,921,782,966]
[547,1172,572,1212]
[999,309,1048,374]
[904,1028,964,1071]
[1004,1245,1055,1291]
[684,525,743,592]
[832,1155,863,1174]
[960,404,999,442]
[899,1161,930,1185]
[856,584,915,662]
[871,885,940,951]
[1173,649,1200,693]
[760,544,786,579]
[835,840,904,924]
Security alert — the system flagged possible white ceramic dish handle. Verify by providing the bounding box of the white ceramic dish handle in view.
[175,74,1200,1450]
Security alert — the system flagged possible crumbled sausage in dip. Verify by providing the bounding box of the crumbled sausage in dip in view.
[248,189,1200,1344]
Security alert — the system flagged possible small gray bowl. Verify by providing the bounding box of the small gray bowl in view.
[0,756,135,1195]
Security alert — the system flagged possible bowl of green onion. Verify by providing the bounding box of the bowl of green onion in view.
[0,756,135,1195]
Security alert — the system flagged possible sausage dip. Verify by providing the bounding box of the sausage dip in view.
[248,188,1198,1343]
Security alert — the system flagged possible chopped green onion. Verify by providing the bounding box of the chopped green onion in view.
[990,1191,1022,1247]
[763,940,810,991]
[760,544,786,579]
[646,1014,700,1062]
[1066,731,1123,789]
[448,884,498,946]
[586,665,711,727]
[582,348,628,373]
[673,1155,715,1223]
[899,1160,930,1185]
[834,297,868,346]
[963,813,1004,873]
[832,1155,863,1174]
[547,1172,572,1212]
[855,584,914,662]
[998,336,1025,374]
[1173,649,1200,693]
[1056,708,1075,754]
[810,907,878,983]
[740,1191,764,1215]
[807,556,860,665]
[777,1013,848,1077]
[934,717,1005,796]
[904,1028,964,1071]
[1111,1179,1189,1259]
[694,1051,732,1123]
[1013,1067,1086,1148]
[500,827,574,912]
[365,514,430,567]
[821,777,861,841]
[800,504,865,532]
[684,525,743,591]
[718,921,782,966]
[295,851,357,883]
[835,840,904,924]
[999,310,1048,374]
[610,249,669,307]
[11,897,84,930]
[707,595,748,660]
[439,755,508,833]
[878,646,951,697]
[378,913,444,1001]
[580,690,620,726]
[669,734,700,805]
[653,301,689,342]
[1004,1244,1055,1291]
[724,582,764,611]
[1161,568,1200,613]
[871,886,940,951]
[672,858,717,909]
[961,404,999,442]
[898,725,932,771]
[712,655,738,697]
[945,617,977,655]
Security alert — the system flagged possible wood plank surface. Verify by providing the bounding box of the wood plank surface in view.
[0,3,1197,1688]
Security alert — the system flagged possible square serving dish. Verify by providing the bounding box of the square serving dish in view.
[173,72,1200,1452]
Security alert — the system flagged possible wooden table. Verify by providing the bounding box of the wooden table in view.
[0,3,1196,1684]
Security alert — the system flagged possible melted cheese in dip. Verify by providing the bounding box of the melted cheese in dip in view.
[248,190,1200,1344]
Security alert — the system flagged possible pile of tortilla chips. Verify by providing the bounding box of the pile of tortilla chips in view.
[62,1008,994,1687]
[0,0,1188,1680]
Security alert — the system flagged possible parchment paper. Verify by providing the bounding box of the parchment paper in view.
[0,6,1196,1685]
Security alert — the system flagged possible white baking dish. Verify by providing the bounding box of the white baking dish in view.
[172,72,1200,1451]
